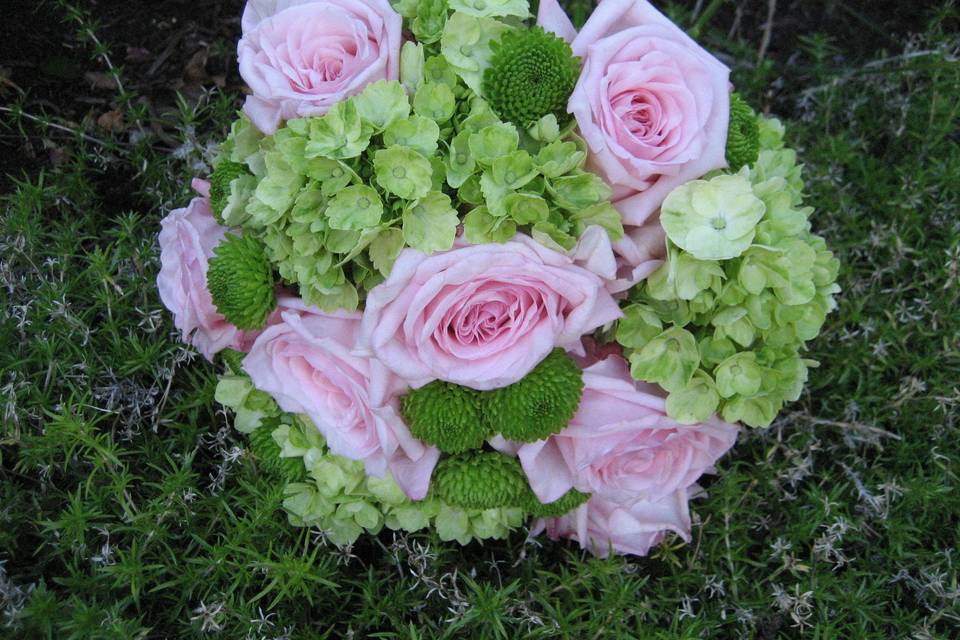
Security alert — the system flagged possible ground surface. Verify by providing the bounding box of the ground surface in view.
[1,1,959,638]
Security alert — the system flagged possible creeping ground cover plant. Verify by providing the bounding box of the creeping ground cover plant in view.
[157,0,839,556]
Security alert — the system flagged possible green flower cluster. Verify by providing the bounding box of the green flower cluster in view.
[216,371,526,546]
[616,117,840,428]
[206,233,276,330]
[400,350,589,515]
[401,349,584,451]
[483,26,580,128]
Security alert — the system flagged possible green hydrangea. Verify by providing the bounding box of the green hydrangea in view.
[484,349,584,442]
[400,381,491,453]
[216,372,530,546]
[660,173,766,261]
[483,26,580,128]
[618,144,840,428]
[725,93,760,171]
[433,451,532,509]
[206,233,276,330]
[214,374,281,433]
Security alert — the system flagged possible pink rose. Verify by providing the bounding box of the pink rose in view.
[242,305,439,499]
[238,0,402,134]
[531,489,694,558]
[538,0,731,226]
[158,179,248,361]
[515,356,738,504]
[610,220,666,292]
[356,236,622,391]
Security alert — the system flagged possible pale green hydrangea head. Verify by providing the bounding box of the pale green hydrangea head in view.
[660,174,766,261]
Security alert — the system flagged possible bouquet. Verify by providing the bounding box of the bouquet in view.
[157,0,839,557]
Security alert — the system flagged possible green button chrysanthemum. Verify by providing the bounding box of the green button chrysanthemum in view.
[660,174,766,261]
[248,423,305,481]
[433,451,532,510]
[209,161,250,223]
[400,381,492,454]
[482,26,580,128]
[726,93,760,171]
[484,349,584,443]
[525,488,590,518]
[207,233,277,330]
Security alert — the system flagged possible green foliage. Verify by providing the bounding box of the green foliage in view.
[483,26,580,127]
[401,381,491,454]
[433,451,533,510]
[206,233,276,330]
[484,349,584,442]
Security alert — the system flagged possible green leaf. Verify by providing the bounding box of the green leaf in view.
[325,185,383,231]
[253,151,304,216]
[383,115,441,157]
[402,192,459,253]
[374,146,434,200]
[463,206,516,244]
[458,174,484,205]
[325,229,362,254]
[353,80,411,131]
[435,504,470,542]
[304,100,371,160]
[721,394,779,428]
